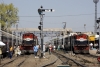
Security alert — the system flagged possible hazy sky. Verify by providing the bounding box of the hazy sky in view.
[2,0,100,31]
[2,0,100,42]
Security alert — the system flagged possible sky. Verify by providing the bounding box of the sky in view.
[1,0,100,43]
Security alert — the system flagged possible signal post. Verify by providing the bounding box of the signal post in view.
[38,6,54,58]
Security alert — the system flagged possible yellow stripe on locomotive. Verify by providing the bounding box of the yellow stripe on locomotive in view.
[88,35,95,41]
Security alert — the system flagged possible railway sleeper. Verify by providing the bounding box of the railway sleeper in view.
[61,60,70,65]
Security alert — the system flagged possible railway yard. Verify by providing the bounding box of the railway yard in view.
[0,52,59,67]
[0,1,100,67]
[0,50,99,67]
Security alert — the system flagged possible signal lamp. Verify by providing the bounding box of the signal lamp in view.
[38,26,41,30]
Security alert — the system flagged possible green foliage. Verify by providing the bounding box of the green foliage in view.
[0,3,19,31]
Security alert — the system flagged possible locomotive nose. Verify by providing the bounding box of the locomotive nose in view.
[97,56,100,62]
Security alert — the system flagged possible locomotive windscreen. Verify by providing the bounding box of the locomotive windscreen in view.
[22,33,35,45]
[23,40,34,45]
[74,41,88,45]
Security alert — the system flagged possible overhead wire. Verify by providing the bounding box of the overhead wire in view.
[18,12,100,27]
[19,13,100,17]
[18,13,98,30]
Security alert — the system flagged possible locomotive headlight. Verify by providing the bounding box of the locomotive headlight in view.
[26,38,31,41]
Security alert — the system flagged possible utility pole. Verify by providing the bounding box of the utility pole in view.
[12,31,13,48]
[96,17,100,53]
[16,23,18,46]
[84,24,86,32]
[38,6,54,58]
[62,22,66,49]
[6,23,9,52]
[0,14,2,41]
[0,23,1,41]
[0,23,1,65]
[19,32,22,45]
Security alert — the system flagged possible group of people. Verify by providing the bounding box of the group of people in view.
[7,45,21,59]
[0,44,53,59]
[89,43,98,50]
[8,44,44,59]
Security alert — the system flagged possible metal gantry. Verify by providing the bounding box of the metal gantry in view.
[0,23,1,41]
[62,22,66,49]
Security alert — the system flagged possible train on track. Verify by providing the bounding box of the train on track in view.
[1,31,21,57]
[20,33,38,54]
[63,33,77,52]
[73,33,89,53]
[53,32,99,54]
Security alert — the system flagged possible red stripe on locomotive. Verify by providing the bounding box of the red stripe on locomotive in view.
[76,34,88,41]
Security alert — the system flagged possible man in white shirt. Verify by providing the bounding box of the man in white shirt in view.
[49,44,52,55]
[89,43,93,50]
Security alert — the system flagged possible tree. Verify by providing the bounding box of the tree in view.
[0,3,19,31]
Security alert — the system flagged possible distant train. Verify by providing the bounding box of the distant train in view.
[53,32,100,54]
[73,33,89,53]
[20,33,38,54]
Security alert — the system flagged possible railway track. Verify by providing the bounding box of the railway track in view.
[41,59,58,67]
[49,50,100,67]
[53,51,87,67]
[0,55,29,67]
[73,54,100,65]
[17,55,29,67]
[42,50,86,67]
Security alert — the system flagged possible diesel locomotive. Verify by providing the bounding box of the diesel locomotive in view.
[20,33,38,54]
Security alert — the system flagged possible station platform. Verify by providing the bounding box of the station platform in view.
[89,49,100,56]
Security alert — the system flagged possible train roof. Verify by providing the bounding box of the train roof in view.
[63,33,77,38]
[22,33,38,37]
[2,30,19,39]
[23,33,34,35]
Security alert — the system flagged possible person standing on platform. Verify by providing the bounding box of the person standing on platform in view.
[15,45,21,57]
[33,44,39,58]
[53,45,56,51]
[43,44,45,58]
[37,44,41,57]
[57,45,60,50]
[95,43,98,49]
[0,48,2,64]
[9,46,13,59]
[49,44,52,55]
[89,43,93,50]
